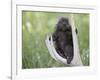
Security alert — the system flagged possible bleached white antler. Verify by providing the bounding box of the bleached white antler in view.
[45,14,83,66]
[45,35,67,64]
[69,14,83,66]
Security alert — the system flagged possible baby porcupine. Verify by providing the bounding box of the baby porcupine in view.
[52,17,74,64]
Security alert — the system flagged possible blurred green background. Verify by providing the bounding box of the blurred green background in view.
[22,11,89,69]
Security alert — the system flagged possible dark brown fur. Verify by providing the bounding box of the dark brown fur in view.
[52,17,74,64]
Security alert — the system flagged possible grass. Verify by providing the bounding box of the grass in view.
[22,11,89,69]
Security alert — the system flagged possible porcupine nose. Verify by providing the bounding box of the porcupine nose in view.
[63,22,66,26]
